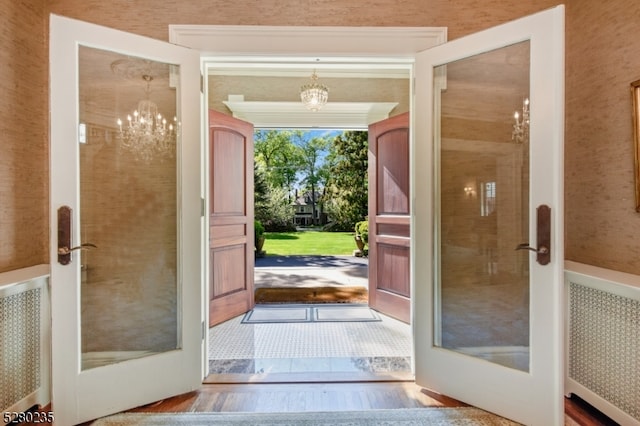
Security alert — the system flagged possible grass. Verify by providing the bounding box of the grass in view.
[263,231,356,256]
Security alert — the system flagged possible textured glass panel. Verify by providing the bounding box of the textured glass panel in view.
[435,41,531,372]
[78,46,179,370]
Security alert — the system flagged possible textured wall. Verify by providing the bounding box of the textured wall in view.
[565,1,640,274]
[4,0,640,275]
[0,0,48,273]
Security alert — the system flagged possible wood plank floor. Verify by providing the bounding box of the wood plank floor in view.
[120,382,618,425]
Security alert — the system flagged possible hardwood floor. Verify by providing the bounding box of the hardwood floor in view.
[120,383,618,425]
[22,383,617,425]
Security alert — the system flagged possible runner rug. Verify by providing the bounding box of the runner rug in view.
[91,407,520,425]
[241,304,381,324]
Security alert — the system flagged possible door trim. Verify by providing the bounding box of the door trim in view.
[188,26,448,371]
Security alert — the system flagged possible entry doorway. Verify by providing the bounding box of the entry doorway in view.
[208,110,412,381]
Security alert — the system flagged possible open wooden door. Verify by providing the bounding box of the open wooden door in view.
[208,110,255,327]
[368,112,411,323]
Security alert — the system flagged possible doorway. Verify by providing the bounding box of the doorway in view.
[209,80,411,380]
[165,24,446,384]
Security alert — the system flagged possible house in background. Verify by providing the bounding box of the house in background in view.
[2,1,640,425]
[292,190,328,226]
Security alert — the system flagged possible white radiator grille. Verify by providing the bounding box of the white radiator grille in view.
[568,281,640,421]
[0,288,41,411]
[0,265,49,419]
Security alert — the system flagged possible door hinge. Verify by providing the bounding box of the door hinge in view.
[202,321,206,340]
[201,197,205,217]
[200,73,204,93]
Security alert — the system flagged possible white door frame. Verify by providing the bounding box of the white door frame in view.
[169,25,448,374]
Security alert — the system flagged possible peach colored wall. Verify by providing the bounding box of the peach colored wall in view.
[4,0,640,275]
[0,0,48,273]
[564,1,640,274]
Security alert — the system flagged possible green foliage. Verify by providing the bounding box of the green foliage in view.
[354,220,369,245]
[325,131,369,230]
[255,186,296,232]
[254,163,269,206]
[254,130,304,193]
[254,220,265,237]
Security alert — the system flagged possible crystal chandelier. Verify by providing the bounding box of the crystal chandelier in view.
[300,70,329,111]
[512,98,530,143]
[116,75,177,162]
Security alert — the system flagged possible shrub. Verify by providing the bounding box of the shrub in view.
[254,220,265,242]
[354,220,369,245]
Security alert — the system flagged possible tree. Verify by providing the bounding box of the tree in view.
[325,131,368,230]
[294,134,331,226]
[254,130,302,199]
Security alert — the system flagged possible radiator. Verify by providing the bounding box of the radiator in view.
[565,261,640,426]
[0,265,50,424]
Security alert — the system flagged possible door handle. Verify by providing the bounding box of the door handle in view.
[515,204,551,266]
[515,243,548,254]
[57,206,97,265]
[57,243,97,255]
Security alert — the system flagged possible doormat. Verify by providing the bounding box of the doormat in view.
[241,304,381,324]
[254,286,368,304]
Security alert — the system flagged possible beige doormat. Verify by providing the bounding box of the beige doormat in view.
[255,286,368,304]
[91,407,521,425]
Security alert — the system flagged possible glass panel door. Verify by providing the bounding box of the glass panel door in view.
[412,6,564,424]
[50,15,201,425]
[78,46,180,370]
[435,41,531,372]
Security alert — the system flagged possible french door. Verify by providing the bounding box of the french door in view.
[49,15,202,425]
[413,6,565,425]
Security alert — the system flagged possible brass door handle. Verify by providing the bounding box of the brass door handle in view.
[57,243,97,255]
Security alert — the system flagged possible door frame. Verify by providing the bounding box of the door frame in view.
[175,26,448,374]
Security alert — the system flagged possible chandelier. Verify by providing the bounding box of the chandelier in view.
[116,74,177,162]
[512,98,530,143]
[300,70,329,111]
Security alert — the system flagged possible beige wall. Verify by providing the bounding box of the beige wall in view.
[564,1,640,274]
[2,0,640,275]
[0,0,48,272]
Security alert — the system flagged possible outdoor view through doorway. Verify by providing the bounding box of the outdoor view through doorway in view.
[207,123,414,383]
[252,128,370,307]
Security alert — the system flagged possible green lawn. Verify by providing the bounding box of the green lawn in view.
[263,231,356,256]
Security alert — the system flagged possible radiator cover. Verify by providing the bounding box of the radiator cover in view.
[567,279,640,423]
[0,265,50,422]
[0,288,41,411]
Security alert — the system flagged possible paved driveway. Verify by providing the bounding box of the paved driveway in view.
[254,255,368,289]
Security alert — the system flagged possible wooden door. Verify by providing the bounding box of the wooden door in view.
[368,112,411,323]
[208,110,254,327]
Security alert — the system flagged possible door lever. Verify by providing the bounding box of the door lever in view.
[58,205,97,265]
[514,204,551,266]
[57,243,97,255]
[515,243,549,254]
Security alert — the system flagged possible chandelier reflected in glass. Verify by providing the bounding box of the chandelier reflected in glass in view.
[116,74,177,163]
[300,70,329,111]
[512,97,530,143]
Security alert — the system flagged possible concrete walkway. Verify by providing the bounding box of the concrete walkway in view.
[254,255,368,289]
